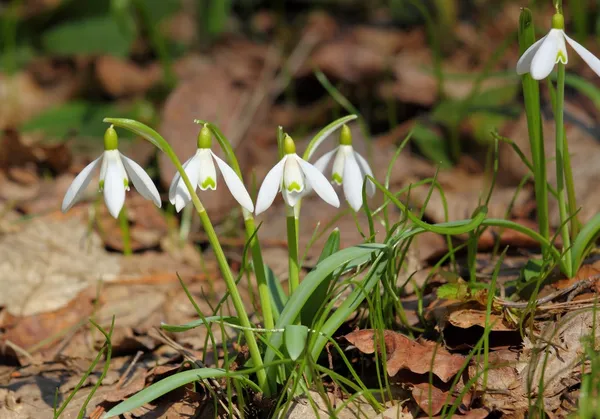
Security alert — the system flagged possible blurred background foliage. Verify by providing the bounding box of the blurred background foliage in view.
[1,0,599,166]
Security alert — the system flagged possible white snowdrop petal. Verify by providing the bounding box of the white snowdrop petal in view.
[516,35,546,75]
[331,147,348,185]
[169,154,194,204]
[353,151,376,197]
[283,189,302,207]
[61,157,101,212]
[211,151,254,212]
[313,149,337,174]
[283,155,304,193]
[531,30,561,80]
[174,152,202,212]
[197,149,217,191]
[565,34,600,77]
[255,156,287,215]
[121,153,161,208]
[343,152,364,212]
[297,156,340,208]
[103,154,127,218]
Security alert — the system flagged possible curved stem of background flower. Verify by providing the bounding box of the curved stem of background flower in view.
[104,118,269,395]
[194,120,275,333]
[553,64,573,278]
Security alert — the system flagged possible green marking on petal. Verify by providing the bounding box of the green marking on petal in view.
[99,179,105,191]
[124,178,129,189]
[201,177,216,189]
[556,50,567,64]
[287,181,302,192]
[332,173,343,185]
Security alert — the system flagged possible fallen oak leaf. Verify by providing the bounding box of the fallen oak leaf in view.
[343,329,465,382]
[411,383,453,416]
[448,309,515,332]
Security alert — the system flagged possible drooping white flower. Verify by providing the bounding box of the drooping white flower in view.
[62,125,161,218]
[255,134,339,215]
[169,125,254,213]
[313,125,375,212]
[517,13,600,80]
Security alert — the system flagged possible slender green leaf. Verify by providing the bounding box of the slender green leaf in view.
[103,117,165,151]
[264,243,386,386]
[266,264,286,319]
[301,229,340,326]
[303,115,358,161]
[103,367,263,418]
[284,325,308,361]
[572,213,600,272]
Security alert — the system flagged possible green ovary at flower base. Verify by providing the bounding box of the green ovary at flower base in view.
[61,125,161,218]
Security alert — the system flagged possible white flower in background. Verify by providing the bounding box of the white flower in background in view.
[255,134,339,215]
[169,125,254,213]
[313,124,375,212]
[62,125,161,218]
[517,13,600,80]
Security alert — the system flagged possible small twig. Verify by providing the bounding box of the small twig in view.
[116,350,144,390]
[496,277,596,308]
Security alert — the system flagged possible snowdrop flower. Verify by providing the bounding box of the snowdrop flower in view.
[62,125,161,218]
[169,125,254,213]
[255,134,339,215]
[517,13,600,80]
[313,125,375,212]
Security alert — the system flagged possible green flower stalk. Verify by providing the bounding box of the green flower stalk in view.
[102,118,269,395]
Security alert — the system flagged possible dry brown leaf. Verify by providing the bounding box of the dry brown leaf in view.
[0,215,120,316]
[344,329,465,382]
[310,39,387,82]
[96,56,162,97]
[468,349,527,416]
[376,404,414,419]
[517,310,600,412]
[411,383,453,416]
[432,408,490,419]
[283,390,380,419]
[448,309,515,331]
[1,287,94,350]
